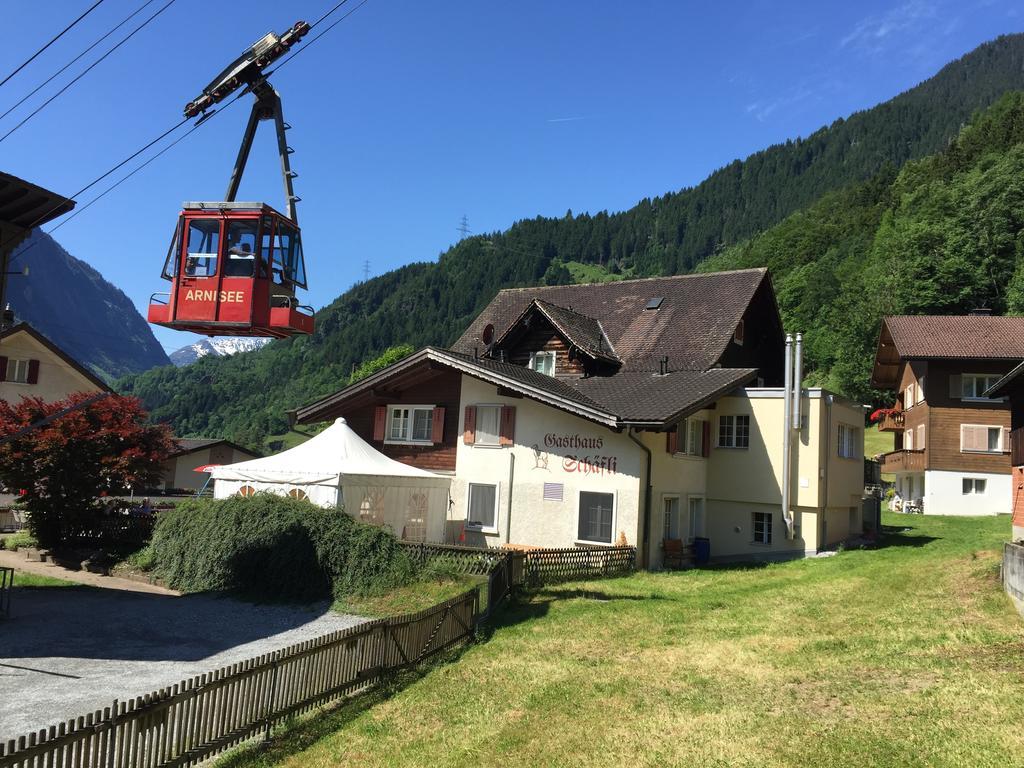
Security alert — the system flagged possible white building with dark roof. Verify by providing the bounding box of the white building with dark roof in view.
[294,269,866,567]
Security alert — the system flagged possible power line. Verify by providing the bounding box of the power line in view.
[457,215,471,238]
[0,0,159,124]
[0,0,179,145]
[0,0,106,89]
[267,0,370,73]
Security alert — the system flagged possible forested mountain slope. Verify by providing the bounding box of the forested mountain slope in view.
[9,231,170,379]
[119,35,1024,448]
[700,91,1024,402]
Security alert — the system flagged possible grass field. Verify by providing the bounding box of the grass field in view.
[10,570,76,588]
[220,513,1024,768]
[333,573,485,617]
[864,427,893,459]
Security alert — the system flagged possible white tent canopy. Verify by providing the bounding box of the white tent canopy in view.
[211,418,451,542]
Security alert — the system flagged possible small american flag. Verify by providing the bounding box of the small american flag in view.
[543,482,563,502]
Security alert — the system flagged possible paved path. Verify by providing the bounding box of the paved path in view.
[0,574,365,739]
[0,549,178,595]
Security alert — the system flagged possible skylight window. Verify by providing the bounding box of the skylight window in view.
[645,298,664,310]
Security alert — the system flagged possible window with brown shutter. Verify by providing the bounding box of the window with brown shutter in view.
[373,406,387,441]
[27,359,39,385]
[666,428,678,454]
[961,424,1002,453]
[0,356,7,382]
[463,406,477,445]
[499,406,516,446]
[701,421,710,458]
[431,407,446,443]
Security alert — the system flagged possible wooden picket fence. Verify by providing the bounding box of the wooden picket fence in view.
[0,589,478,768]
[520,546,636,587]
[397,541,505,575]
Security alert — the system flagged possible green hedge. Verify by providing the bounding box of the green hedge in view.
[150,495,415,602]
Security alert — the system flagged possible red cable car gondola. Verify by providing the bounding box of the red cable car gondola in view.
[148,21,315,338]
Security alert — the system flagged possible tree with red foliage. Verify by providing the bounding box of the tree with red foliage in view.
[0,393,174,549]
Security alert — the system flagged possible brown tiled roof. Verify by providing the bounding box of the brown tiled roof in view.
[884,316,1024,359]
[454,268,769,372]
[497,299,619,364]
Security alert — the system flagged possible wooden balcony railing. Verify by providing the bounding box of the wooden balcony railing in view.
[876,410,905,432]
[1011,427,1024,467]
[879,449,925,474]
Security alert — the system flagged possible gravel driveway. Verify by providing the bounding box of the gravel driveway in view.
[0,587,366,740]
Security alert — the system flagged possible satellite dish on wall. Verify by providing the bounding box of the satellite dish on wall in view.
[482,323,495,345]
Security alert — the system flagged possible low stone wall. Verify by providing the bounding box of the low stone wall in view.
[1004,541,1024,617]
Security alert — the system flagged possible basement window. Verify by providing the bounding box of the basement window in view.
[753,511,772,545]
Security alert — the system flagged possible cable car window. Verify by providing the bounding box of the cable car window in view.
[258,216,272,278]
[269,223,288,285]
[225,219,259,277]
[292,234,307,288]
[160,218,183,280]
[184,219,220,278]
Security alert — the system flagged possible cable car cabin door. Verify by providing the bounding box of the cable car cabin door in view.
[173,215,262,331]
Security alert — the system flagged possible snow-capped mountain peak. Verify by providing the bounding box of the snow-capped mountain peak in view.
[169,337,271,366]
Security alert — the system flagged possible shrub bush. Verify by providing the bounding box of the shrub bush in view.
[3,531,37,550]
[150,494,415,602]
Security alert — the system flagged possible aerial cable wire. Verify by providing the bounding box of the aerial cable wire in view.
[4,0,371,258]
[0,0,159,124]
[0,0,106,89]
[0,0,179,145]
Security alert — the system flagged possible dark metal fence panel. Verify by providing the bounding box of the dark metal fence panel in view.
[0,590,478,768]
[0,567,11,618]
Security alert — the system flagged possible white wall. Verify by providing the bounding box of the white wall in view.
[454,376,642,549]
[0,329,104,404]
[924,470,1010,516]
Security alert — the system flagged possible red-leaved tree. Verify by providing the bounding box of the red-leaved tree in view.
[0,393,174,549]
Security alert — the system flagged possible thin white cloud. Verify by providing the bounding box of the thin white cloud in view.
[546,116,588,123]
[840,0,940,50]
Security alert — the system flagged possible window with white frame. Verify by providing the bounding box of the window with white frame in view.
[529,350,555,377]
[962,374,1000,400]
[718,415,750,448]
[466,483,498,531]
[578,491,614,544]
[962,478,987,495]
[753,511,772,544]
[6,358,29,384]
[662,496,680,541]
[387,405,434,443]
[960,424,1004,453]
[904,428,914,450]
[838,424,861,459]
[474,404,501,447]
[687,497,704,543]
[917,376,925,404]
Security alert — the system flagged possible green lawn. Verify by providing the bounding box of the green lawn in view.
[863,427,893,459]
[220,513,1024,768]
[10,570,76,587]
[333,573,485,617]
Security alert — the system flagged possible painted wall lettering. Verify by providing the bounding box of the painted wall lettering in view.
[544,433,603,449]
[562,454,618,476]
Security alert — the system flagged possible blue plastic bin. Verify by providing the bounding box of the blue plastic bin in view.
[693,537,711,565]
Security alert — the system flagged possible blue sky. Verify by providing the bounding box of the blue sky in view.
[2,0,1021,354]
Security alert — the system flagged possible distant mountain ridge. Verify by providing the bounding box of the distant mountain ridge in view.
[8,230,170,379]
[119,34,1024,449]
[170,338,270,366]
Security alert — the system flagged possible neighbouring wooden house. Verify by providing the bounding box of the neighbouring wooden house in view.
[0,321,112,404]
[983,364,1024,542]
[160,438,261,493]
[870,313,1024,516]
[294,269,866,568]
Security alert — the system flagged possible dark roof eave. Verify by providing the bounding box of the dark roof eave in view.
[618,369,758,427]
[985,360,1024,398]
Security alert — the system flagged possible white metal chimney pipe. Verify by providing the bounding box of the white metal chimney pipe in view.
[783,334,793,537]
[792,333,803,431]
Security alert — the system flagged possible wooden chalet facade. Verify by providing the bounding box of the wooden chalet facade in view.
[870,314,1024,516]
[298,269,866,567]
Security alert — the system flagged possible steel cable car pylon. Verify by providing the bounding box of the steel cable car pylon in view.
[148,21,315,338]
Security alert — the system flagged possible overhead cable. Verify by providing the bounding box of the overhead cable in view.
[0,0,159,124]
[0,0,106,89]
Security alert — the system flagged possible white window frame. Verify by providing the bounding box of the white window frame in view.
[752,510,773,545]
[960,423,1005,454]
[673,418,705,458]
[465,482,500,534]
[904,428,914,451]
[686,495,705,544]
[472,403,503,448]
[905,382,916,409]
[838,424,861,459]
[962,374,1000,402]
[662,494,681,541]
[962,477,987,495]
[6,358,29,384]
[718,414,750,449]
[384,404,435,445]
[529,350,556,377]
[576,489,617,546]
